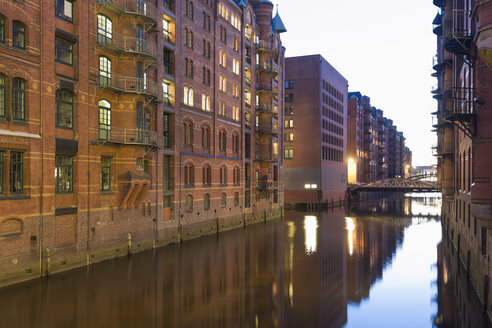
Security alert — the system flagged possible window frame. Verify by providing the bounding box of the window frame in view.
[56,89,74,129]
[10,151,23,194]
[204,193,210,210]
[0,15,5,44]
[12,78,25,121]
[97,14,113,44]
[56,0,74,22]
[99,56,112,86]
[55,155,74,194]
[0,74,5,118]
[186,194,193,212]
[12,21,26,50]
[100,156,111,192]
[98,100,111,140]
[220,192,226,208]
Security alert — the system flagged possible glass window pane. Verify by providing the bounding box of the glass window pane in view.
[10,152,23,193]
[12,78,25,121]
[55,155,73,193]
[12,21,25,49]
[56,90,73,128]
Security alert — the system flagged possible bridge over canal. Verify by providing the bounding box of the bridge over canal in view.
[348,176,441,194]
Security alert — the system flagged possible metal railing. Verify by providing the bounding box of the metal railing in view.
[256,153,278,161]
[98,73,158,96]
[256,124,278,134]
[255,39,279,53]
[96,126,157,145]
[97,32,157,58]
[443,9,472,54]
[258,62,278,73]
[449,86,475,115]
[97,0,158,22]
[256,84,278,93]
[256,180,283,190]
[256,104,278,114]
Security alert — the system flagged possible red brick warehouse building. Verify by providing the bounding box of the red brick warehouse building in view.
[0,0,287,286]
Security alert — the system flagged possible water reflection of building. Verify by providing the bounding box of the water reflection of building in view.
[436,239,491,328]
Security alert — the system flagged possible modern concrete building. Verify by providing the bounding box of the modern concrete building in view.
[283,55,348,208]
[347,92,410,184]
[432,0,492,316]
[0,0,286,286]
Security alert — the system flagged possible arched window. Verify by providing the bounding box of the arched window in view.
[97,15,112,44]
[219,130,226,152]
[184,163,194,186]
[186,195,193,212]
[184,87,193,106]
[184,121,193,146]
[204,193,210,210]
[136,24,144,52]
[0,15,5,44]
[233,167,240,185]
[12,21,25,49]
[234,192,239,207]
[56,89,73,129]
[220,192,226,208]
[99,56,112,86]
[202,125,210,151]
[0,219,22,236]
[12,78,25,121]
[201,93,210,111]
[202,164,211,186]
[220,166,227,185]
[98,100,111,140]
[0,74,5,118]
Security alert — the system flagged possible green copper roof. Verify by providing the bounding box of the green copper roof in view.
[272,12,287,33]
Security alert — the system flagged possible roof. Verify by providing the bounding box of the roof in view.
[272,12,287,33]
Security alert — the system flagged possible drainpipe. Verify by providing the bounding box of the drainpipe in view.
[86,0,92,265]
[38,0,44,277]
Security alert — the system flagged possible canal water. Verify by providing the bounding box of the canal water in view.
[0,193,490,327]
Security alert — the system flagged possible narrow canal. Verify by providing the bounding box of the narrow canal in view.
[0,193,489,327]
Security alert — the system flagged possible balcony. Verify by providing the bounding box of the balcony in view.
[433,13,442,36]
[443,87,476,137]
[256,124,278,135]
[434,141,454,157]
[158,134,173,149]
[96,0,158,25]
[432,54,451,72]
[97,32,157,61]
[256,180,282,190]
[98,73,158,98]
[256,84,278,94]
[96,126,157,146]
[256,153,278,162]
[256,104,278,116]
[255,39,279,54]
[257,62,279,75]
[443,10,473,55]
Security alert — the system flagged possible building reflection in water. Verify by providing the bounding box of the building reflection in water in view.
[0,193,487,327]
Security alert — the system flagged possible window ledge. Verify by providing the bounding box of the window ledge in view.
[13,120,29,127]
[0,194,29,201]
[100,191,115,195]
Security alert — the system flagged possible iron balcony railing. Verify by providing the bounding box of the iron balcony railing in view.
[256,153,278,162]
[443,9,472,55]
[98,73,158,97]
[162,96,174,109]
[255,39,279,53]
[256,124,278,134]
[159,134,173,148]
[256,104,278,115]
[258,62,279,73]
[256,84,278,93]
[447,86,475,115]
[256,181,283,190]
[96,126,157,145]
[97,32,157,58]
[96,0,158,23]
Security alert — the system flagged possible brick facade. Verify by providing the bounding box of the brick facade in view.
[0,0,286,286]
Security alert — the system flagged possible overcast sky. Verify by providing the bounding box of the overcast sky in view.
[272,0,437,166]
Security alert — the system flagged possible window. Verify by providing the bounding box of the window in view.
[10,152,23,194]
[219,76,226,92]
[190,31,194,48]
[184,121,193,146]
[98,100,111,140]
[184,58,193,77]
[285,93,293,103]
[101,156,111,191]
[204,193,210,210]
[184,163,194,186]
[136,24,144,52]
[55,37,74,65]
[284,119,293,129]
[0,15,5,43]
[220,166,227,185]
[285,107,294,116]
[0,74,5,117]
[202,165,211,186]
[233,167,240,185]
[12,21,26,49]
[56,0,73,22]
[285,80,294,89]
[163,19,172,42]
[232,133,239,153]
[162,81,172,106]
[0,151,3,193]
[201,94,210,111]
[285,146,293,159]
[219,130,226,152]
[284,133,293,142]
[183,87,193,106]
[99,56,111,86]
[245,190,250,208]
[56,90,73,129]
[97,15,112,44]
[233,106,239,121]
[184,28,189,46]
[186,195,193,212]
[221,192,226,207]
[202,125,210,150]
[232,59,239,75]
[234,192,239,206]
[219,101,226,116]
[55,155,73,193]
[12,78,25,121]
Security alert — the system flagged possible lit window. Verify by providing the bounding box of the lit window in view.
[284,119,293,129]
[99,56,112,86]
[285,146,293,159]
[98,99,111,140]
[55,155,73,193]
[97,15,112,44]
